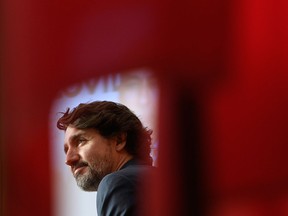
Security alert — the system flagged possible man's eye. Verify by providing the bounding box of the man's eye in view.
[64,147,68,154]
[78,139,87,145]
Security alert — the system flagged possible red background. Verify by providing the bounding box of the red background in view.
[1,0,288,215]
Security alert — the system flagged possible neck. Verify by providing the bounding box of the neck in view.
[114,154,134,171]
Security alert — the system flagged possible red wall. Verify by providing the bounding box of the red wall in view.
[1,0,288,215]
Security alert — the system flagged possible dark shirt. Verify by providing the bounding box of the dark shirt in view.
[96,160,154,216]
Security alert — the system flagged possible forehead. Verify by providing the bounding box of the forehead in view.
[64,126,93,143]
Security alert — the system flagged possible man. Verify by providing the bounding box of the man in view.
[57,101,154,216]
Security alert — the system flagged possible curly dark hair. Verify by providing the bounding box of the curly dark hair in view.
[57,101,153,165]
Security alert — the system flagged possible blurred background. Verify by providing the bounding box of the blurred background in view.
[1,0,288,215]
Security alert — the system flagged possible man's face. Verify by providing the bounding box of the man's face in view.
[64,126,116,191]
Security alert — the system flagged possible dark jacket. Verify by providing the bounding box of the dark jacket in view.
[96,160,154,216]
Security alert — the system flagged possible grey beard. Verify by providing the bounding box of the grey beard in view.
[75,167,103,191]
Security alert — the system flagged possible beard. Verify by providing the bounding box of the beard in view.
[74,155,113,191]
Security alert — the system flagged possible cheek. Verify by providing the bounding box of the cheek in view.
[83,145,113,163]
[78,146,98,162]
[87,149,114,173]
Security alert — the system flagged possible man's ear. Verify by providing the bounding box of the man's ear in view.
[115,133,127,151]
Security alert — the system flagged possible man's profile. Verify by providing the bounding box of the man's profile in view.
[56,101,154,216]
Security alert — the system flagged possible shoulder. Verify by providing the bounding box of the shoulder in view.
[99,169,136,190]
[99,164,153,189]
[96,164,155,215]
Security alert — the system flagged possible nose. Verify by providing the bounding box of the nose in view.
[65,149,80,166]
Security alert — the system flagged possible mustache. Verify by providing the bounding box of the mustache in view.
[72,161,89,173]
